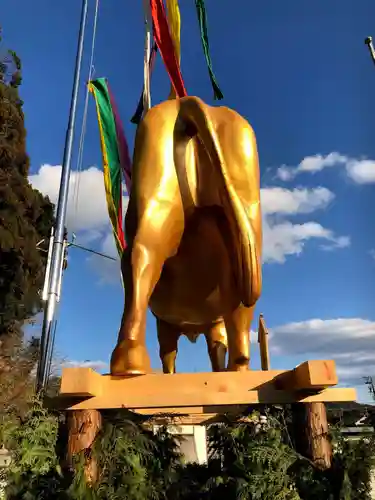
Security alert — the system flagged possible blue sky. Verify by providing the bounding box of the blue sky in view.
[2,0,375,402]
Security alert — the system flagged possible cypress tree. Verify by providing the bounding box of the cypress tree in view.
[0,27,55,417]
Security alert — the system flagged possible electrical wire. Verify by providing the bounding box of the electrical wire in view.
[72,0,100,217]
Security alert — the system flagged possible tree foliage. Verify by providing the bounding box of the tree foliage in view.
[0,334,38,419]
[90,413,182,500]
[0,26,54,334]
[0,26,55,419]
[2,397,65,499]
[2,402,375,500]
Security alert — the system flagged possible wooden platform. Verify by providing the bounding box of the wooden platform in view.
[59,360,356,422]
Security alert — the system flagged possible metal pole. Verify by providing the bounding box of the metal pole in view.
[36,0,89,392]
[42,228,54,301]
[365,36,375,66]
[45,318,58,388]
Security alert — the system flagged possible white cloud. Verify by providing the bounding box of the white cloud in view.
[29,165,348,278]
[346,159,375,184]
[46,357,109,377]
[62,359,109,372]
[298,153,347,173]
[269,318,375,386]
[262,220,349,263]
[276,165,295,182]
[29,164,125,282]
[29,164,110,232]
[261,186,334,215]
[261,186,349,263]
[276,152,375,185]
[276,153,347,181]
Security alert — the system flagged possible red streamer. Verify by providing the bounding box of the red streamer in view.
[149,0,187,97]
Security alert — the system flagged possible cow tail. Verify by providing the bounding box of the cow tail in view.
[177,96,260,307]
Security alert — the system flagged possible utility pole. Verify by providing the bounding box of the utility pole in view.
[36,0,89,392]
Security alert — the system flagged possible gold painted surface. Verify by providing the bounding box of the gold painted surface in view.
[110,96,262,376]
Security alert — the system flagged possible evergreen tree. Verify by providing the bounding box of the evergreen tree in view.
[0,27,55,418]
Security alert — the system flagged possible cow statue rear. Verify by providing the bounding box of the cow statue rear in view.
[110,96,262,376]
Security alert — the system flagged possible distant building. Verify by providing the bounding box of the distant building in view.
[0,447,11,468]
[152,424,208,464]
[0,446,11,499]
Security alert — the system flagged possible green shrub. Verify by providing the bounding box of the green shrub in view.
[2,400,375,500]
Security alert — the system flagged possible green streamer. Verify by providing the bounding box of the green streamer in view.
[195,0,224,100]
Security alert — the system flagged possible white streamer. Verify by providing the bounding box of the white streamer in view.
[142,0,152,113]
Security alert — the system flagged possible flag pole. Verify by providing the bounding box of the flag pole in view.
[36,0,89,392]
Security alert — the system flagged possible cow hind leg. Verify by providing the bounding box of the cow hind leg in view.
[204,321,228,372]
[157,318,181,374]
[225,305,255,372]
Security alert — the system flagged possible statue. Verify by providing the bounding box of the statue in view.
[110,96,262,376]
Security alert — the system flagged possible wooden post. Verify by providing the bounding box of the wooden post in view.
[292,402,332,469]
[258,314,270,370]
[66,409,102,484]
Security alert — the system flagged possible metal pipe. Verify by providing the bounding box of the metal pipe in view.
[44,319,58,388]
[56,239,67,303]
[42,228,54,301]
[36,0,89,392]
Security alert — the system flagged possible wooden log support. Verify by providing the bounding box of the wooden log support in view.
[292,402,332,470]
[66,409,102,484]
[258,314,270,370]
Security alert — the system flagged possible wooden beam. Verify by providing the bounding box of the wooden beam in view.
[65,388,355,410]
[258,314,270,370]
[60,367,103,397]
[60,361,338,400]
[60,367,285,401]
[276,360,338,391]
[59,366,355,411]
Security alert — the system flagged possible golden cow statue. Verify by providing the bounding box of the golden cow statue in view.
[110,96,262,376]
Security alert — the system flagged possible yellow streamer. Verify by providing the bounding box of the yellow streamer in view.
[166,0,181,99]
[88,83,123,255]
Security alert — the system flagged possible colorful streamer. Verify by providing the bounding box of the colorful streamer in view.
[195,0,223,100]
[89,78,131,256]
[166,0,181,99]
[107,84,132,193]
[150,0,187,98]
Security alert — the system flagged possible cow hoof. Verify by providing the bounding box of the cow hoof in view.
[110,341,151,376]
[227,364,249,372]
[227,356,250,372]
